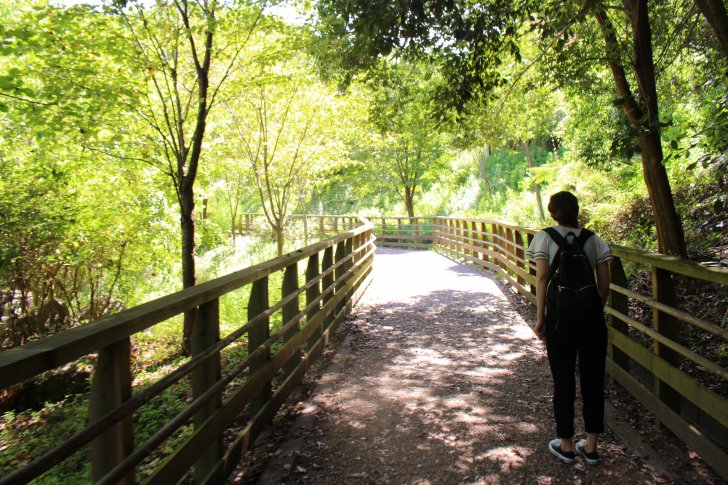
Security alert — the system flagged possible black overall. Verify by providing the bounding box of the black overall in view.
[545,313,607,438]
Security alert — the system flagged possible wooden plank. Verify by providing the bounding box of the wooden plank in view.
[604,307,728,380]
[375,242,433,250]
[514,231,526,285]
[609,283,728,339]
[526,232,536,295]
[606,361,728,481]
[446,237,535,285]
[334,242,346,317]
[611,245,728,284]
[218,256,373,481]
[608,329,728,429]
[608,257,631,372]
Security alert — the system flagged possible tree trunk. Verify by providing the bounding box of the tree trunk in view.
[404,186,415,218]
[478,147,494,198]
[179,13,213,354]
[596,3,687,257]
[308,190,317,214]
[522,140,545,220]
[274,224,285,256]
[695,0,728,59]
[180,191,197,355]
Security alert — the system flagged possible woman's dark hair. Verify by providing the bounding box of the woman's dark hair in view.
[548,191,579,226]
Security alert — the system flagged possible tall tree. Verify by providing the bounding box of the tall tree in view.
[111,0,264,350]
[593,1,686,256]
[360,61,449,217]
[225,54,350,255]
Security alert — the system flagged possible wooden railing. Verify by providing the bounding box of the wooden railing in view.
[0,218,375,484]
[237,213,360,238]
[375,215,728,480]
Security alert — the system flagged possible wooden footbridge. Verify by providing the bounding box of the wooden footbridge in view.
[1,215,727,483]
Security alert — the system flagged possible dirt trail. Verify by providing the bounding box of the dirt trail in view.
[237,248,719,484]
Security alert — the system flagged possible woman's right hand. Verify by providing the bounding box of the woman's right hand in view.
[535,322,546,340]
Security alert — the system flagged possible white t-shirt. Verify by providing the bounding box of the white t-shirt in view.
[526,226,612,267]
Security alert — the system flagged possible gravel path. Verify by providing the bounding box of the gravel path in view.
[241,248,718,484]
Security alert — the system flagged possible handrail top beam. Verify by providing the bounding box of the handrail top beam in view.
[611,245,728,285]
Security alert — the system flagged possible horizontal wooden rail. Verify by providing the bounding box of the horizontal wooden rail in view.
[373,215,728,481]
[0,218,375,485]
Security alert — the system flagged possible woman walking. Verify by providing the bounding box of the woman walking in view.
[526,191,612,465]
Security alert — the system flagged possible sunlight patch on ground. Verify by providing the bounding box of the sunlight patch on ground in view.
[478,446,531,473]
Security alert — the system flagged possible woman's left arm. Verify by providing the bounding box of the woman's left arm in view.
[595,261,610,307]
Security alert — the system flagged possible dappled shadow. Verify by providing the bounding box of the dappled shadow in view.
[264,248,659,484]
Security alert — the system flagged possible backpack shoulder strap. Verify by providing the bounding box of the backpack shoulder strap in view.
[575,228,595,249]
[544,227,567,249]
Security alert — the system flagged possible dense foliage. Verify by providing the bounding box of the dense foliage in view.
[1,0,726,480]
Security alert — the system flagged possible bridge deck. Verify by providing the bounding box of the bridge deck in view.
[249,249,684,484]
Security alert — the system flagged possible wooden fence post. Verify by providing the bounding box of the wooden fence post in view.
[334,241,347,318]
[248,277,271,416]
[431,217,438,247]
[497,224,506,271]
[413,217,420,247]
[652,267,682,421]
[608,257,631,373]
[282,263,301,378]
[88,338,134,484]
[469,221,479,258]
[453,219,459,252]
[306,253,322,354]
[515,231,526,285]
[192,299,222,483]
[322,247,335,333]
[527,233,536,295]
[451,219,458,255]
[440,218,451,250]
[505,227,514,279]
[481,222,489,263]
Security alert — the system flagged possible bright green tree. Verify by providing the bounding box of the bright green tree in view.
[356,61,450,217]
[109,0,266,350]
[223,50,352,255]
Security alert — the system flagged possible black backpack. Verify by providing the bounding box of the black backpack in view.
[544,228,602,327]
